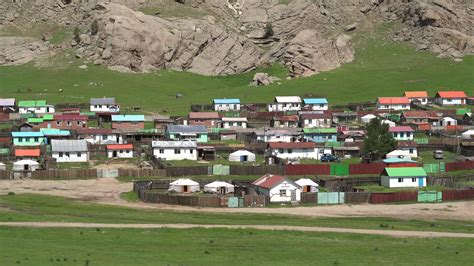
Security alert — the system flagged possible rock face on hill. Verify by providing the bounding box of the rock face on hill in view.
[0,0,472,76]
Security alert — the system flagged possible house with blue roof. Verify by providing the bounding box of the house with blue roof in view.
[40,128,71,144]
[112,115,145,130]
[213,99,241,112]
[303,98,329,111]
[12,132,45,146]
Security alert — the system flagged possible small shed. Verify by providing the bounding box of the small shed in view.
[204,181,235,195]
[229,150,256,162]
[168,179,200,193]
[381,167,427,188]
[13,159,39,172]
[295,178,319,193]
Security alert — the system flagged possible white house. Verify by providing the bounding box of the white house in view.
[252,174,302,203]
[267,96,302,112]
[51,140,89,163]
[168,179,200,193]
[76,128,123,144]
[254,128,301,143]
[404,91,429,105]
[376,97,411,111]
[268,142,331,160]
[90,97,120,113]
[434,91,467,106]
[440,117,457,127]
[395,141,418,158]
[461,130,474,140]
[381,167,427,188]
[152,140,197,161]
[295,178,319,193]
[12,159,40,172]
[221,117,248,129]
[229,150,256,162]
[213,99,241,112]
[18,100,55,114]
[0,98,16,113]
[303,98,329,111]
[299,112,332,128]
[107,144,133,158]
[389,126,414,141]
[204,181,235,195]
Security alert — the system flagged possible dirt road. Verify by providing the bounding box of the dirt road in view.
[0,178,473,221]
[0,222,473,238]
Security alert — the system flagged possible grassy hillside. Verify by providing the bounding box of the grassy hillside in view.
[1,39,472,115]
[1,227,473,265]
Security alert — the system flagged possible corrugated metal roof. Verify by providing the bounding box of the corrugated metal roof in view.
[111,115,145,122]
[107,144,133,150]
[377,97,410,105]
[303,128,337,134]
[404,91,428,98]
[213,99,240,104]
[15,149,41,157]
[167,125,207,134]
[0,98,15,106]
[269,142,315,149]
[389,126,414,132]
[383,158,416,163]
[18,100,47,107]
[51,140,88,152]
[221,117,248,122]
[152,140,197,148]
[90,97,116,105]
[40,129,71,136]
[12,132,44,137]
[384,167,426,177]
[275,96,302,103]
[188,112,220,119]
[436,91,467,99]
[303,98,328,104]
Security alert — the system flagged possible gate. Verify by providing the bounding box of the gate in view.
[417,191,442,202]
[317,192,345,204]
[330,164,349,176]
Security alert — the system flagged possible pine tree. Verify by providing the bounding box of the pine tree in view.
[362,118,397,162]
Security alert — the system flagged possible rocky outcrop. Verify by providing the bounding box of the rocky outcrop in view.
[283,30,355,77]
[75,3,260,75]
[0,37,49,65]
[251,72,280,86]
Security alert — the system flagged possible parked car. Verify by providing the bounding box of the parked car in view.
[433,150,444,160]
[321,154,341,162]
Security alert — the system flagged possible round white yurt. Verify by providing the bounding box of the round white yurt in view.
[361,114,376,124]
[0,162,6,171]
[168,178,200,193]
[229,150,256,162]
[295,178,319,193]
[13,159,39,172]
[204,181,235,195]
[381,119,396,127]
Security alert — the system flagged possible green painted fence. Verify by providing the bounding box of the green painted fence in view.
[317,192,345,204]
[423,163,445,173]
[417,191,442,202]
[212,164,230,176]
[414,138,429,144]
[330,164,349,176]
[228,197,239,208]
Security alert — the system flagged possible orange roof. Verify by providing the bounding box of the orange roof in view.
[107,144,133,150]
[15,149,40,157]
[377,97,410,105]
[436,91,467,99]
[404,91,428,98]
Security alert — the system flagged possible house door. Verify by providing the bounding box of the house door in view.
[291,190,297,201]
[23,164,29,171]
[304,186,311,193]
[220,187,226,195]
[113,151,117,158]
[183,186,188,193]
[418,177,423,187]
[241,155,247,162]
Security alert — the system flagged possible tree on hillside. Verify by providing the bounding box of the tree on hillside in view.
[362,118,397,162]
[91,19,99,35]
[264,22,274,38]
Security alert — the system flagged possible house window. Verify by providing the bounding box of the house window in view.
[409,149,414,154]
[67,121,72,126]
[59,152,63,157]
[320,104,324,108]
[94,105,98,108]
[77,121,81,126]
[65,152,70,157]
[190,149,194,154]
[278,149,283,153]
[34,137,39,142]
[56,121,60,126]
[447,99,452,102]
[18,138,23,142]
[412,178,416,182]
[279,189,287,196]
[159,149,164,154]
[26,138,30,142]
[102,135,107,140]
[174,149,181,154]
[398,178,403,183]
[288,149,292,154]
[385,105,389,108]
[402,105,406,108]
[77,152,81,157]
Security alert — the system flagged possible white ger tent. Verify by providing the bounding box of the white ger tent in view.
[295,178,319,193]
[229,150,256,162]
[361,114,376,124]
[0,162,6,171]
[168,178,200,193]
[204,181,235,194]
[13,159,39,172]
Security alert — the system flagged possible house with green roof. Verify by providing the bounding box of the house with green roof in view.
[18,100,55,114]
[381,167,427,188]
[303,128,338,143]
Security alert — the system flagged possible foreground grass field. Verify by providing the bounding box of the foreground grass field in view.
[1,39,472,115]
[1,194,473,233]
[0,227,473,265]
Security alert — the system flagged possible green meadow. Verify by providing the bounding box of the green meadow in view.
[1,39,472,115]
[1,226,473,265]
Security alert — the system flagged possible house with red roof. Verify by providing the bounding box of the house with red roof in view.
[389,126,414,141]
[434,91,467,106]
[187,112,220,127]
[51,114,89,130]
[403,91,429,105]
[376,97,411,111]
[252,174,302,203]
[268,142,331,161]
[14,148,41,159]
[271,115,300,128]
[107,144,134,158]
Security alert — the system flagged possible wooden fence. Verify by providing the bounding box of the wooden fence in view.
[442,189,474,201]
[142,191,223,207]
[119,169,166,178]
[230,165,285,176]
[286,164,330,175]
[0,170,9,180]
[165,166,209,177]
[345,192,371,204]
[445,161,474,172]
[369,191,418,204]
[31,169,98,180]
